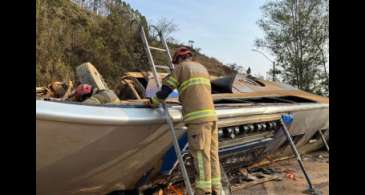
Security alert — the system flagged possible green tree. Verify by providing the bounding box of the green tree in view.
[226,63,246,74]
[255,0,329,96]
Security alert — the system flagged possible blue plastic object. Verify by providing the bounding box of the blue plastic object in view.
[168,89,179,98]
[160,132,188,175]
[281,114,294,125]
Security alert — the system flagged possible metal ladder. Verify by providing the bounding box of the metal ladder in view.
[139,25,194,195]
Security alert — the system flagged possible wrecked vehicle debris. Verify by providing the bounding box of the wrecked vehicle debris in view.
[36,63,328,195]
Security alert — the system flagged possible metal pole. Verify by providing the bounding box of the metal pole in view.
[161,103,194,195]
[140,25,194,195]
[159,32,175,71]
[150,25,175,71]
[318,129,329,152]
[272,61,276,82]
[140,26,161,88]
[280,118,319,194]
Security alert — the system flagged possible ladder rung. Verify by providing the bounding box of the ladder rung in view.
[155,65,170,70]
[149,46,166,52]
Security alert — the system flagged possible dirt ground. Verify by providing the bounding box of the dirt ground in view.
[232,151,329,195]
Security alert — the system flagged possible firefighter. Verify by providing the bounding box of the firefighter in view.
[146,47,223,195]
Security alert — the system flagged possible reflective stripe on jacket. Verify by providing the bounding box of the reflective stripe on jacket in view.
[160,61,217,124]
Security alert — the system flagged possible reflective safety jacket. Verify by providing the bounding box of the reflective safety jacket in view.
[151,61,217,124]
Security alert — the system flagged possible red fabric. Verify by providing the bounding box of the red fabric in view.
[76,84,92,97]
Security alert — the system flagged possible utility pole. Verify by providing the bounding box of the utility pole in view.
[272,61,276,81]
[252,49,276,81]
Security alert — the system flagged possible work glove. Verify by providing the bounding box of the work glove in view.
[144,97,160,108]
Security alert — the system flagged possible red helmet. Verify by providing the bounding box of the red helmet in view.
[76,84,93,97]
[172,47,192,64]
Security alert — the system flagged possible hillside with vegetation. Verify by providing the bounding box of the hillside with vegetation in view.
[36,0,233,88]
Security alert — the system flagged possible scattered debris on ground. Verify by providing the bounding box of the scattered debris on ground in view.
[142,150,328,195]
[231,150,329,195]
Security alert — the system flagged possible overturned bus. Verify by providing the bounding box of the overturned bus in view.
[36,64,328,195]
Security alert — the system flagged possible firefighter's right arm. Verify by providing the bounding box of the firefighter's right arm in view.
[149,73,179,107]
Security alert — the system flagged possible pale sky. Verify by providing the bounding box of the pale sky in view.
[124,0,274,78]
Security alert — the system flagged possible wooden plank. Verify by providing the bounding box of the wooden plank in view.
[125,80,142,100]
